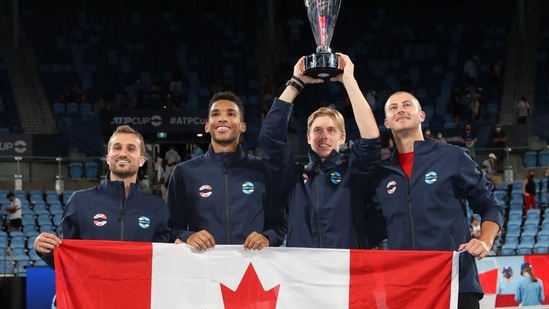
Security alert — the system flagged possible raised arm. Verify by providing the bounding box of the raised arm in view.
[330,53,379,139]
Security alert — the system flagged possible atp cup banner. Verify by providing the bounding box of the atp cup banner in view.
[100,109,208,133]
[55,240,459,309]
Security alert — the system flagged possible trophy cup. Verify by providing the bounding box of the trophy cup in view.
[303,0,343,79]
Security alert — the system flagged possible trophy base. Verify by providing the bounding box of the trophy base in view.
[303,53,343,79]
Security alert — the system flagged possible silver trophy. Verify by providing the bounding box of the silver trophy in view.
[303,0,343,79]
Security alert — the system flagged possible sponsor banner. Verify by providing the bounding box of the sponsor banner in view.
[0,134,33,155]
[100,109,208,133]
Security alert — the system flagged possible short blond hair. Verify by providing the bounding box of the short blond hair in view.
[307,107,346,135]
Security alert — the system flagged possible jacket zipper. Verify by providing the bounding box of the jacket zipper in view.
[315,169,323,248]
[407,182,415,249]
[120,196,127,241]
[223,155,231,244]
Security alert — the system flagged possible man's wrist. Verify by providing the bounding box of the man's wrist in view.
[285,79,303,93]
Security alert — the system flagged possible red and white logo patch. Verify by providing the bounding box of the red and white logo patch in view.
[199,184,213,198]
[386,181,397,194]
[93,213,107,227]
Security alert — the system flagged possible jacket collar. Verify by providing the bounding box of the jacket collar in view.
[305,149,343,174]
[205,144,247,163]
[101,173,142,196]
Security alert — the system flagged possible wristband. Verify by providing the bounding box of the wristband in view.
[291,75,305,87]
[286,79,303,93]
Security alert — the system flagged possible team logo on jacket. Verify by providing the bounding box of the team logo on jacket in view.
[93,213,107,226]
[424,171,438,184]
[199,184,213,198]
[138,216,151,229]
[241,182,254,195]
[330,171,342,185]
[386,181,397,194]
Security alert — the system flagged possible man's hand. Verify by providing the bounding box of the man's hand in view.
[243,231,269,250]
[182,230,215,251]
[34,232,61,255]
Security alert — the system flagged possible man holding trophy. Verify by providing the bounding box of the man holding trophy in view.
[260,0,385,250]
[259,51,385,249]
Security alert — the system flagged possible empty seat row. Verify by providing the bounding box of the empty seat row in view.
[69,161,100,179]
[523,150,549,167]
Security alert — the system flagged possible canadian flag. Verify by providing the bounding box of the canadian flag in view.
[55,240,459,309]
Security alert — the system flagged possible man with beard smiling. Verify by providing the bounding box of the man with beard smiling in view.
[167,91,286,251]
[34,125,171,268]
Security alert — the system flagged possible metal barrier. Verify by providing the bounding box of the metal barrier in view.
[0,155,106,192]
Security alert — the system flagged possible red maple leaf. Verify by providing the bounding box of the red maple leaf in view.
[220,263,280,309]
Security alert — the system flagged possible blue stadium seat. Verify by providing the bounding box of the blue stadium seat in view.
[28,190,43,202]
[539,150,549,166]
[80,102,94,118]
[520,233,536,245]
[0,231,8,246]
[24,229,39,240]
[537,230,549,243]
[508,209,523,222]
[500,243,517,255]
[14,190,27,203]
[69,162,84,179]
[45,192,60,205]
[33,201,47,212]
[523,151,538,168]
[512,180,524,191]
[11,247,28,261]
[509,191,523,204]
[37,214,52,226]
[0,259,14,275]
[542,219,549,231]
[85,161,99,179]
[63,190,74,205]
[504,235,519,247]
[21,201,31,212]
[15,258,30,276]
[26,234,38,248]
[28,249,41,262]
[509,201,523,211]
[517,243,533,255]
[505,222,521,238]
[52,102,66,118]
[533,242,549,254]
[66,102,79,117]
[22,212,34,222]
[526,209,541,222]
[522,221,539,236]
[39,224,54,233]
[49,202,63,214]
[52,214,62,227]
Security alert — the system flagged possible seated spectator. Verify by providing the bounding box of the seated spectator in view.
[481,153,497,178]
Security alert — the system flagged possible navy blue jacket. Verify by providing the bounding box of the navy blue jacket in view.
[43,175,171,267]
[369,139,503,295]
[259,98,385,249]
[167,145,286,246]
